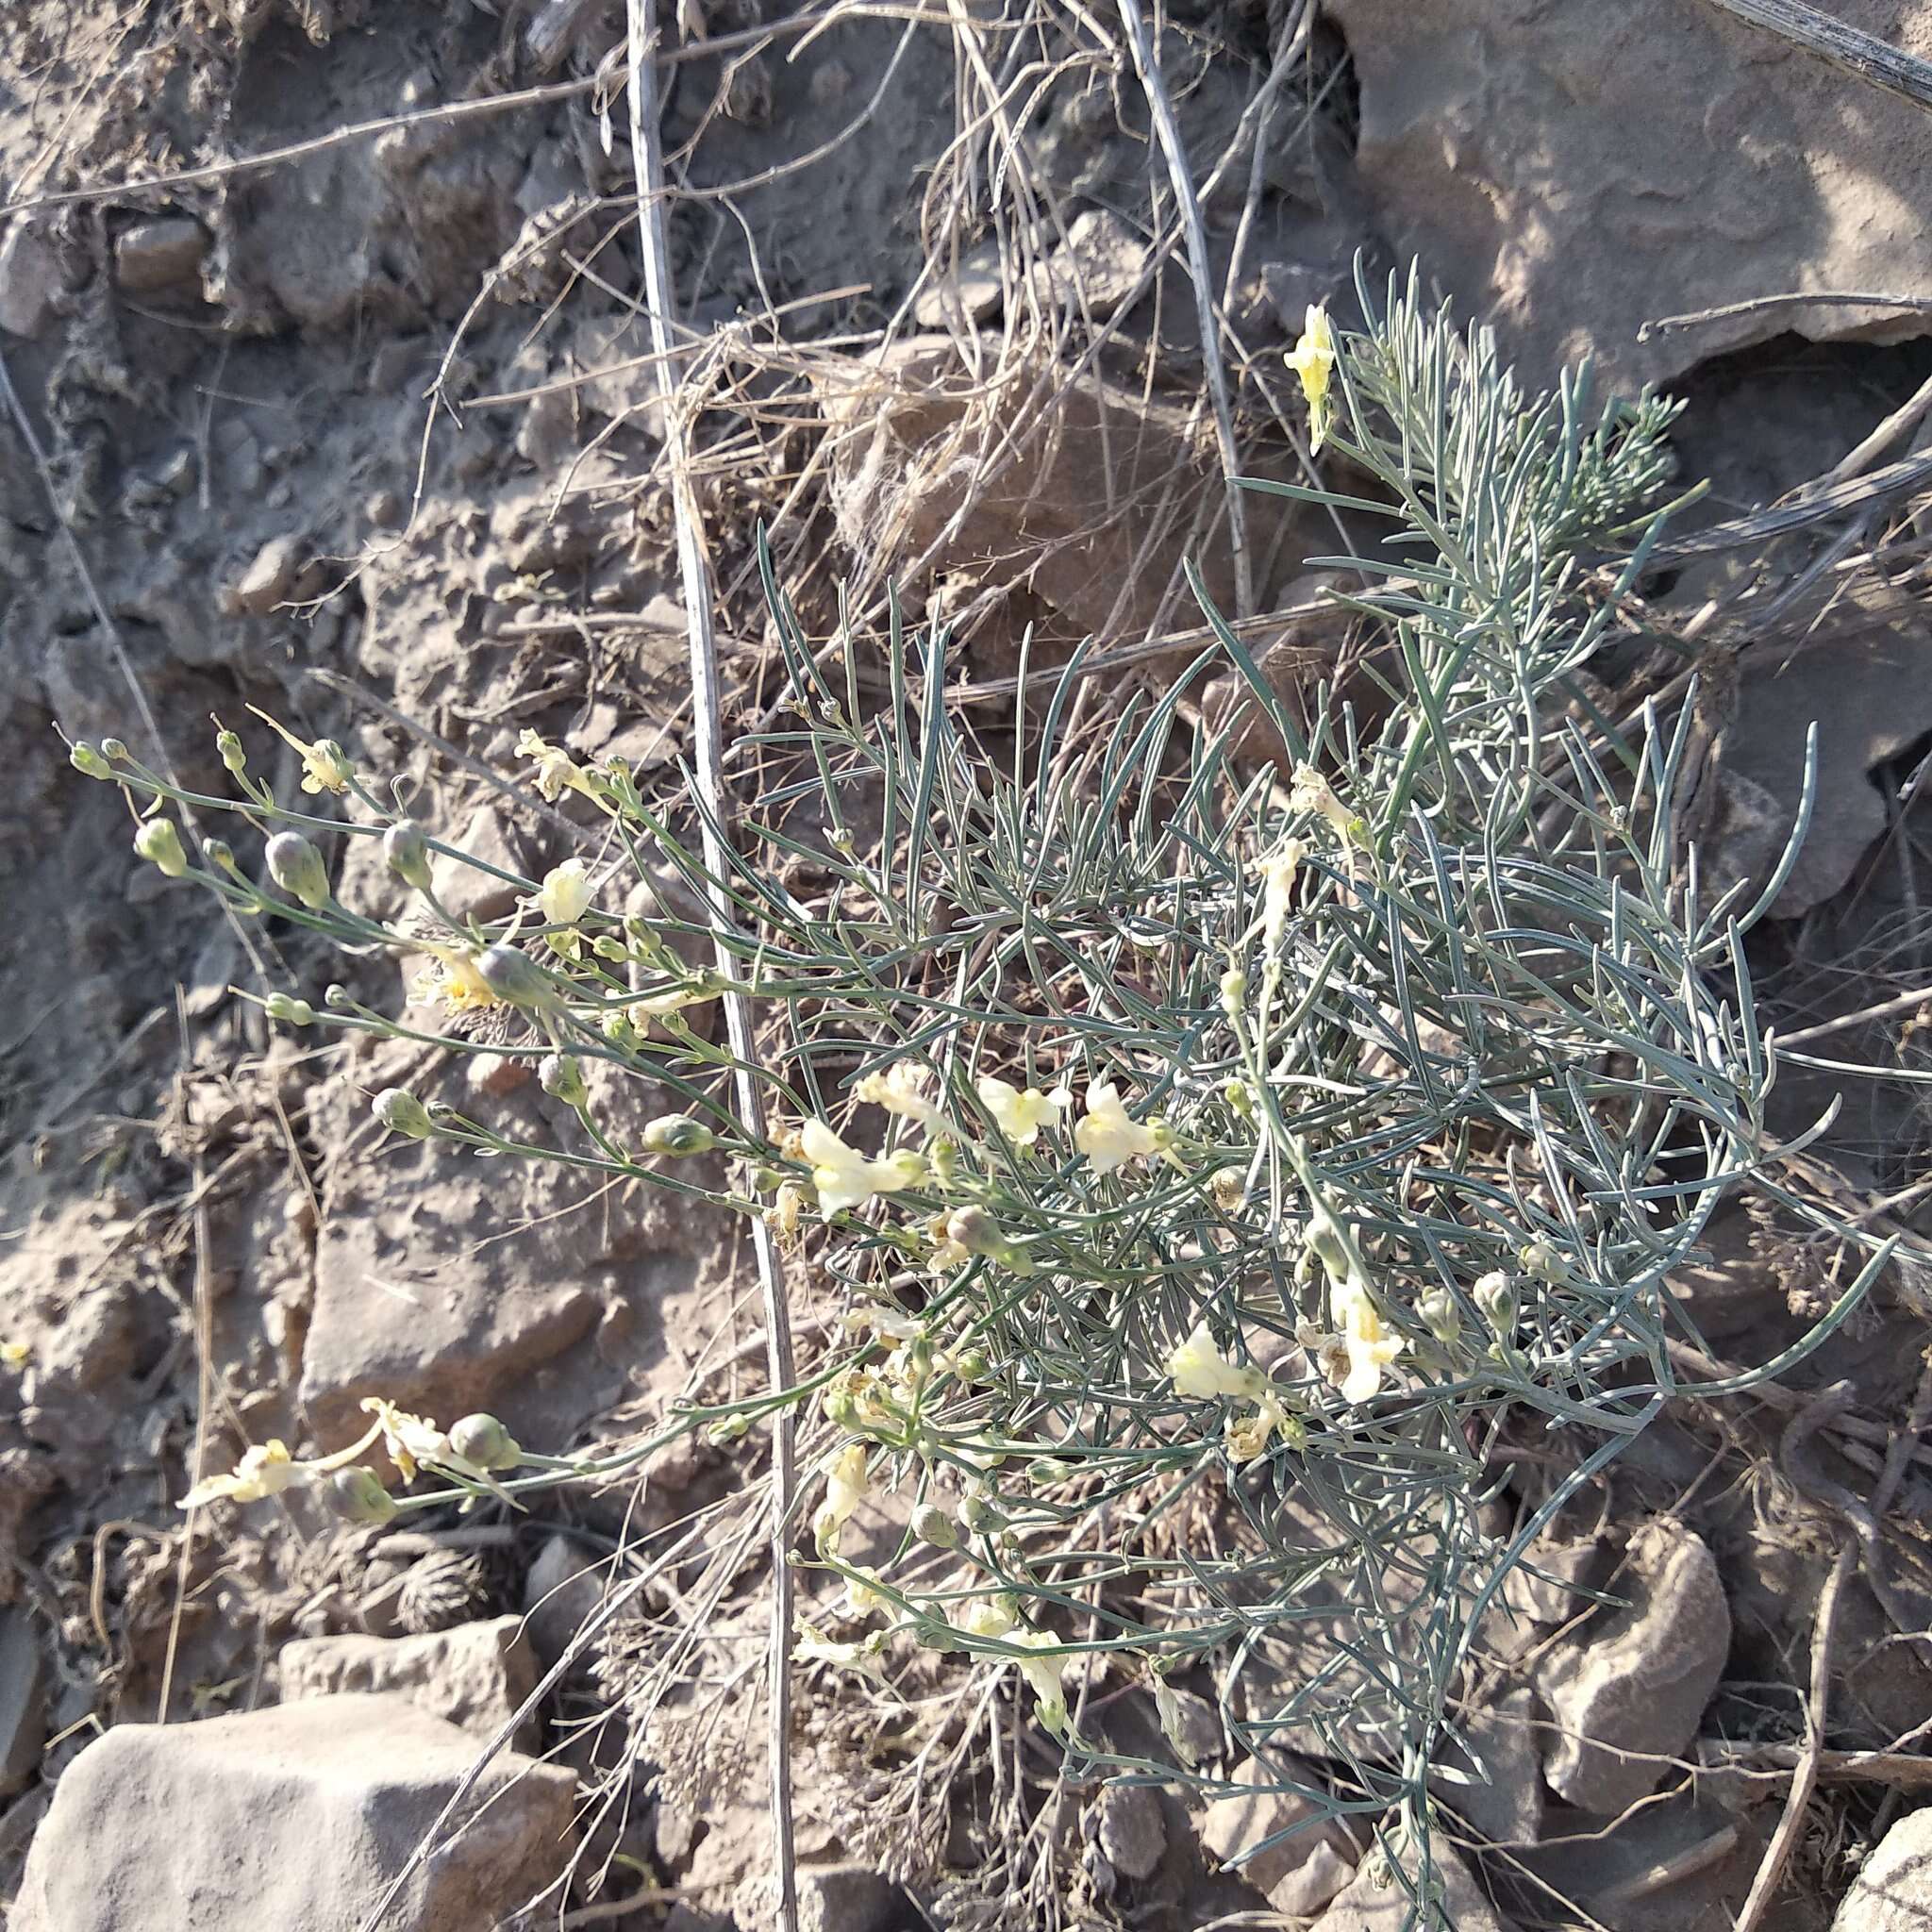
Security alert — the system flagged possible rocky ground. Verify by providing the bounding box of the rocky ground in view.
[6,2,1932,1929]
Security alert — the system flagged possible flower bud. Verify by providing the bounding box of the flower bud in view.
[539,1053,589,1107]
[266,831,330,909]
[448,1412,523,1472]
[1417,1287,1461,1345]
[911,1504,958,1550]
[950,1349,988,1386]
[101,738,129,761]
[958,1487,1006,1534]
[372,1088,434,1140]
[1473,1270,1516,1336]
[309,740,355,791]
[642,1114,717,1157]
[203,839,239,876]
[941,1207,1001,1258]
[69,741,113,780]
[475,944,558,1009]
[326,1467,397,1524]
[134,818,188,877]
[214,726,247,779]
[383,819,434,891]
[1220,966,1247,1017]
[265,992,316,1027]
[1518,1241,1562,1283]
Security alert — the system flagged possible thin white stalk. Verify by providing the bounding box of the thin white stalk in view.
[625,7,799,1930]
[1116,0,1254,617]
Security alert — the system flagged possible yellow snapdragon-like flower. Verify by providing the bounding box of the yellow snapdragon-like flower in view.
[537,858,593,925]
[792,1620,888,1682]
[801,1119,927,1214]
[1166,1321,1268,1401]
[515,728,598,803]
[1286,304,1338,453]
[975,1074,1069,1148]
[410,941,503,1014]
[956,1594,1020,1641]
[1259,838,1306,953]
[812,1441,870,1553]
[1074,1083,1160,1175]
[359,1397,455,1483]
[246,705,354,796]
[855,1061,947,1135]
[179,1415,387,1510]
[1008,1629,1069,1733]
[1330,1277,1404,1405]
[1290,764,1359,843]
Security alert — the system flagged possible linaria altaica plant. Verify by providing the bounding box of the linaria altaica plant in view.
[79,267,1895,1928]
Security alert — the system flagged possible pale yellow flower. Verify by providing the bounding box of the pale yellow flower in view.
[1290,764,1358,842]
[180,1440,300,1509]
[1008,1628,1069,1732]
[856,1061,947,1135]
[1,1340,28,1368]
[246,705,354,795]
[1225,1391,1303,1463]
[792,1621,888,1682]
[802,1118,926,1214]
[359,1397,454,1483]
[1330,1279,1403,1405]
[1259,838,1306,953]
[975,1074,1068,1148]
[516,728,597,803]
[410,941,503,1014]
[179,1417,387,1510]
[1166,1321,1268,1401]
[537,858,593,925]
[812,1441,870,1553]
[1074,1083,1160,1175]
[956,1595,1019,1641]
[842,1567,891,1619]
[1286,304,1337,453]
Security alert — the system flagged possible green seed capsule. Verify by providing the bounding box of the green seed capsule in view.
[642,1114,717,1157]
[911,1504,958,1550]
[539,1053,589,1108]
[265,992,316,1027]
[266,831,330,909]
[134,818,188,878]
[383,819,433,892]
[69,741,113,781]
[448,1412,523,1472]
[100,738,129,762]
[372,1089,434,1140]
[326,1468,397,1524]
[476,944,558,1009]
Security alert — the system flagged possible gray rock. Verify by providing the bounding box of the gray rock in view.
[113,218,208,297]
[0,223,61,338]
[522,1533,607,1672]
[427,802,530,923]
[1327,0,1932,394]
[1430,1685,1542,1847]
[1534,1519,1731,1816]
[9,1692,575,1932]
[1832,1807,1932,1931]
[224,535,305,617]
[1198,1755,1358,1916]
[1309,1838,1518,1932]
[1096,1781,1165,1882]
[735,1863,912,1932]
[911,239,1004,330]
[279,1616,537,1743]
[0,1606,48,1794]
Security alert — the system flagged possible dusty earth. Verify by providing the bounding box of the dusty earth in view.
[5,2,1932,1929]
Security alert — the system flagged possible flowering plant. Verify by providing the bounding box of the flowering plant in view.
[77,270,1885,1924]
